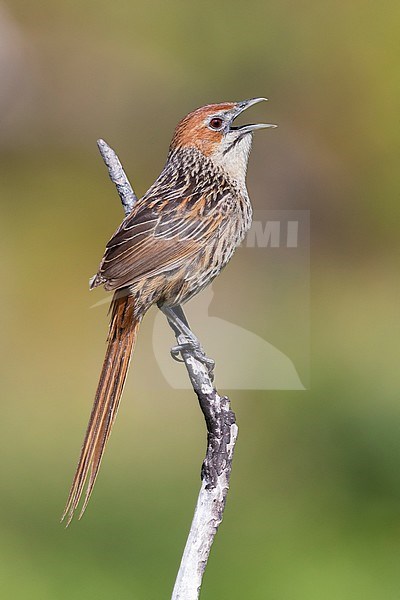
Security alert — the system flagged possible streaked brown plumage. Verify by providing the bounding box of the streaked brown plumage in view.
[62,98,275,525]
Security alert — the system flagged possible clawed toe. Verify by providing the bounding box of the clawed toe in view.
[170,341,215,377]
[170,345,185,363]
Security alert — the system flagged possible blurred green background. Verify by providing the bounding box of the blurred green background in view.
[1,0,399,598]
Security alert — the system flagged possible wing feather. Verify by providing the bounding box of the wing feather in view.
[95,189,229,291]
[92,161,234,290]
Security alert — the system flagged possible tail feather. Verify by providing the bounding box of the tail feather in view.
[62,292,140,525]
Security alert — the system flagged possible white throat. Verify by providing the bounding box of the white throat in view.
[210,133,253,189]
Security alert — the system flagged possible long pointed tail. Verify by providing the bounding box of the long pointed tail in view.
[62,292,140,526]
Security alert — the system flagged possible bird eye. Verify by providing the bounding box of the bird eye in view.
[209,117,224,130]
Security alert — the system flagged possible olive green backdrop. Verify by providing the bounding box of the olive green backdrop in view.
[1,1,399,598]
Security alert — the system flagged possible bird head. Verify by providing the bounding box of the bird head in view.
[170,98,276,184]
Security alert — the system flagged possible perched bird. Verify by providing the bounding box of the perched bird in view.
[62,98,276,525]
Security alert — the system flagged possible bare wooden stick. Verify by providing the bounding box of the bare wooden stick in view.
[97,139,238,600]
[97,138,138,215]
[169,348,238,600]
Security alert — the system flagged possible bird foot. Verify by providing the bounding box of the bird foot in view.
[170,341,215,377]
[160,304,215,377]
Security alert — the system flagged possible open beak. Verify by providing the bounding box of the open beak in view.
[230,97,277,133]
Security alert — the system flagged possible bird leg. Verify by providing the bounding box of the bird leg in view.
[160,304,215,375]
